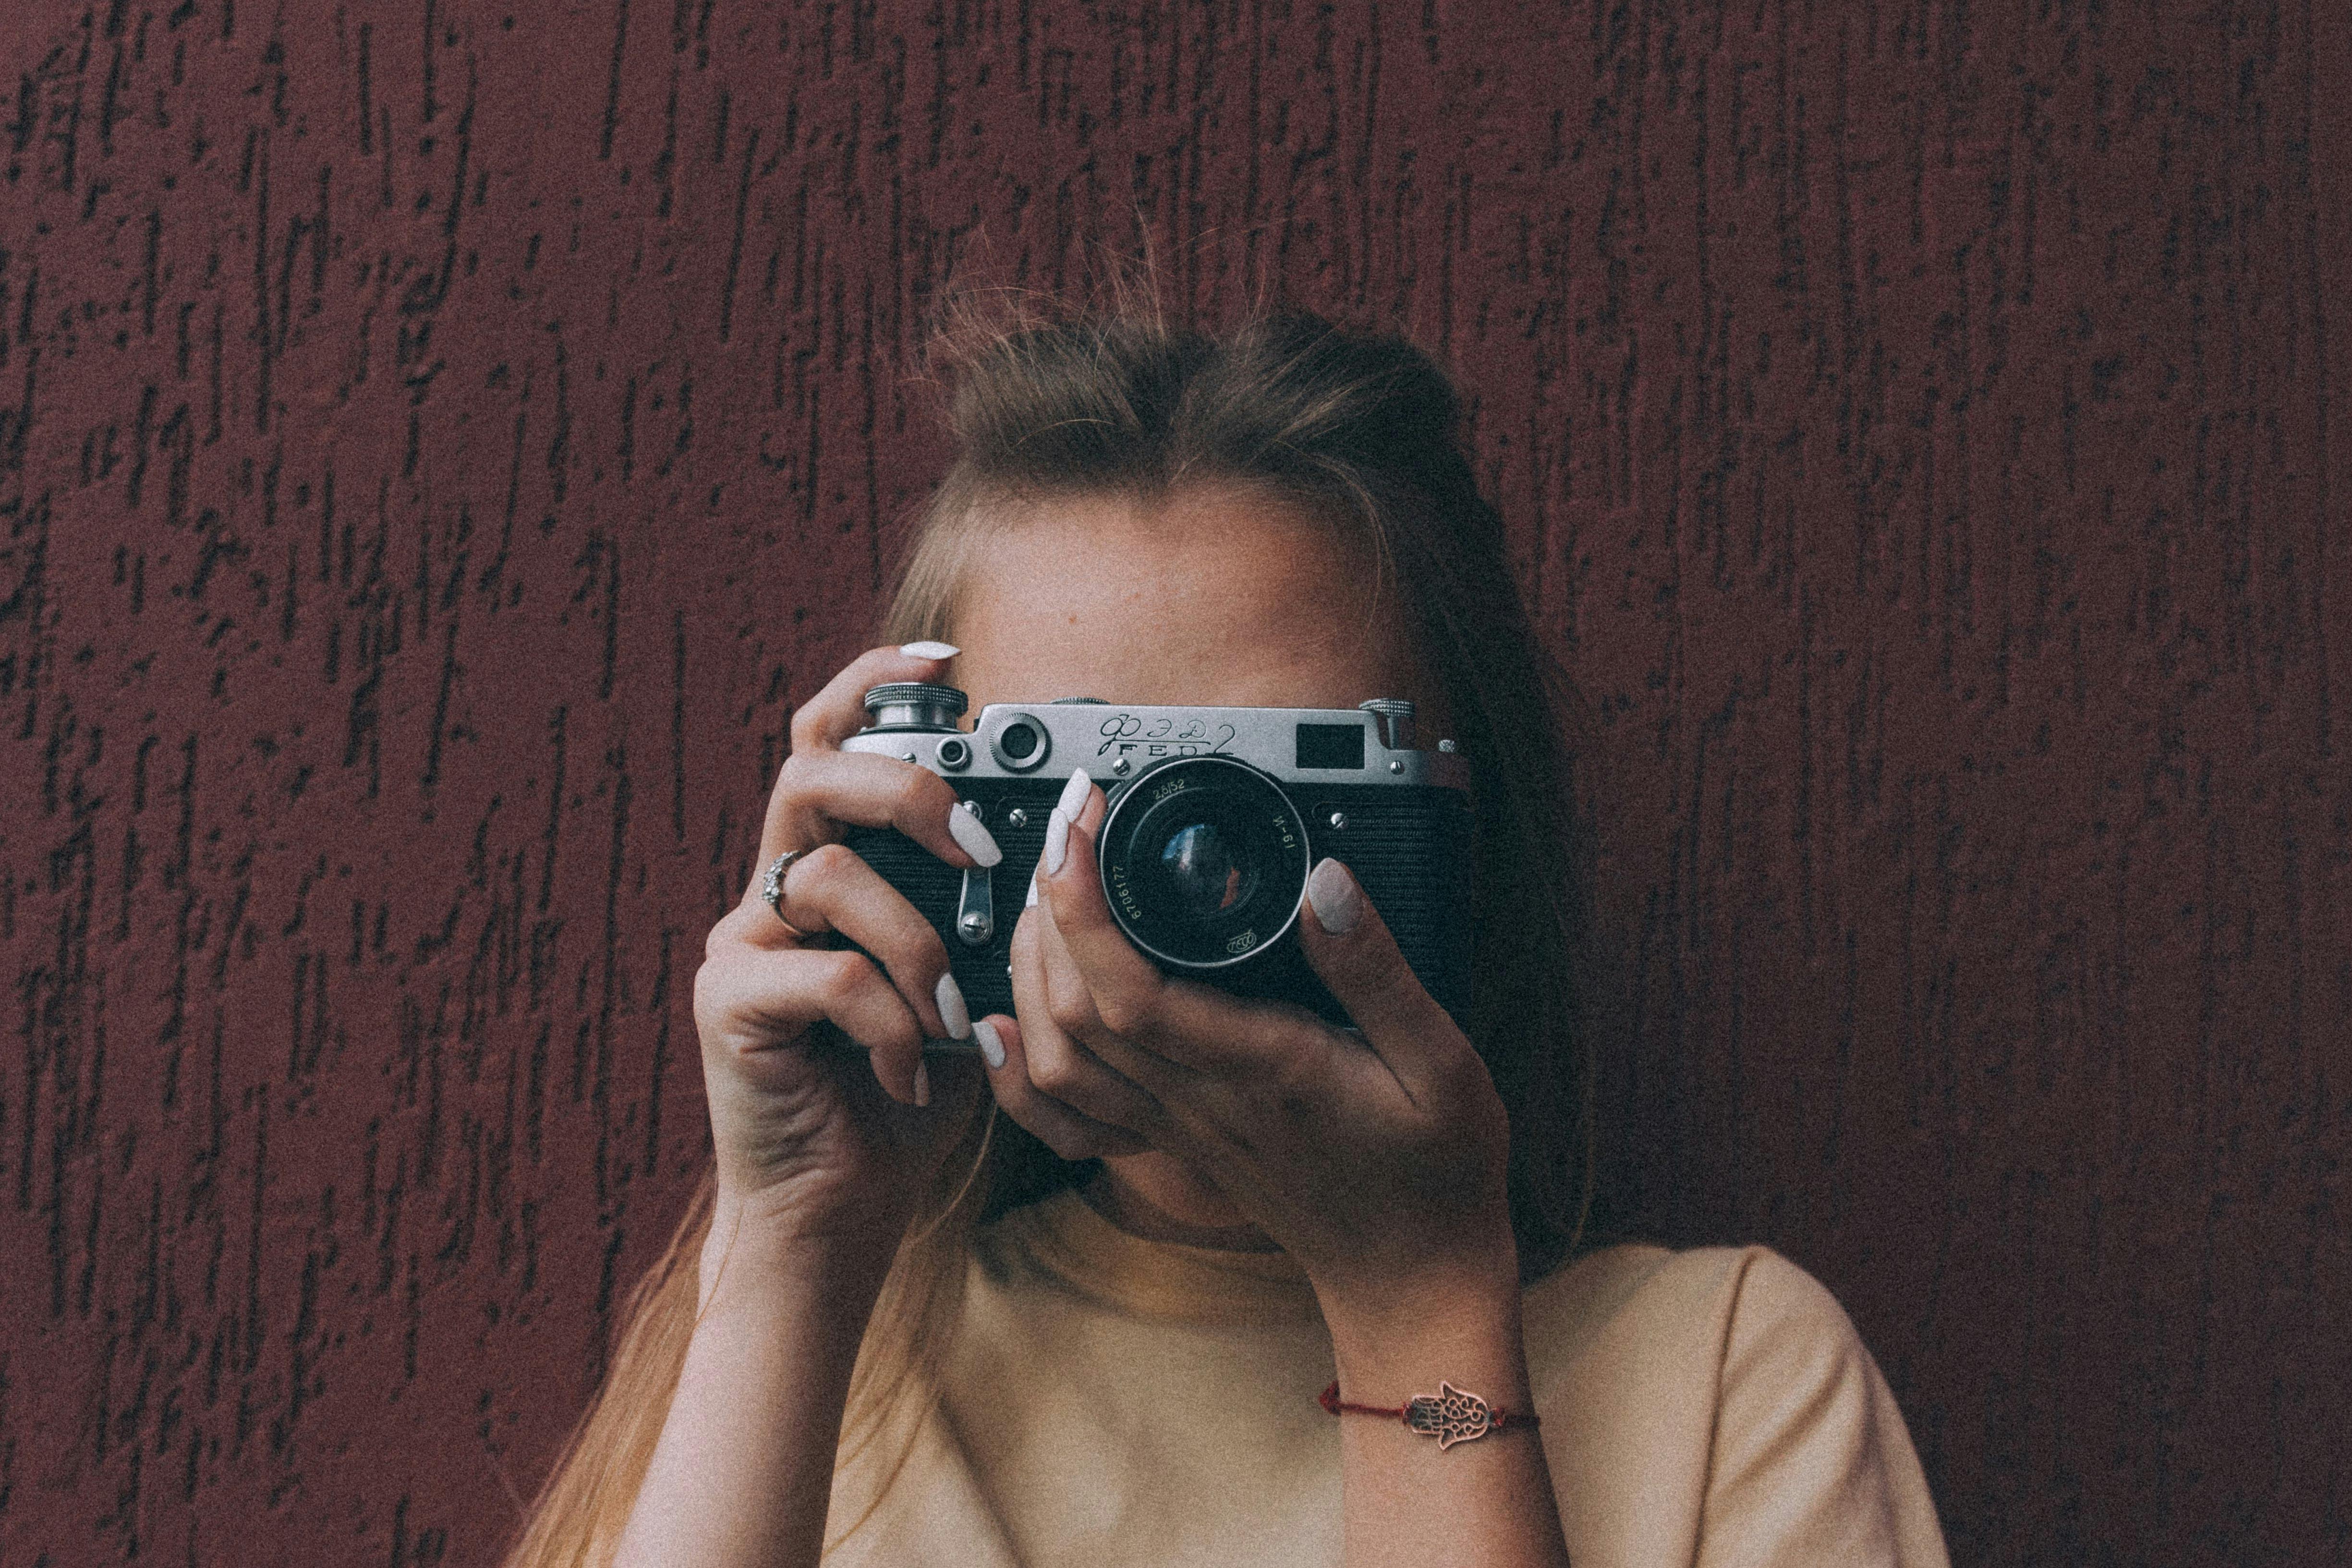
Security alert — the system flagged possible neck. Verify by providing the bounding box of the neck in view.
[1084,1152,1282,1252]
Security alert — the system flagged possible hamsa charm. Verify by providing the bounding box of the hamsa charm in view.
[1404,1381,1494,1448]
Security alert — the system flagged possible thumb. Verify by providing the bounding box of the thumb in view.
[1294,858,1469,1095]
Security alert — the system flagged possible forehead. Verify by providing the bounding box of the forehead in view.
[946,487,1421,711]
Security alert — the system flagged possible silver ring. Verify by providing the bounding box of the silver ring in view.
[761,850,810,935]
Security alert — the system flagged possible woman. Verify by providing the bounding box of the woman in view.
[503,302,1949,1567]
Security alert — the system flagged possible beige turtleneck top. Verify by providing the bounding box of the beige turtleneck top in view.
[822,1191,1950,1566]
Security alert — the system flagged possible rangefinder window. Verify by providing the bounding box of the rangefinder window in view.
[1295,722,1366,769]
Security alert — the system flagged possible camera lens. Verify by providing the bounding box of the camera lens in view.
[1098,756,1311,971]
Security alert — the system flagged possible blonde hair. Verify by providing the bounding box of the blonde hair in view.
[499,285,1598,1566]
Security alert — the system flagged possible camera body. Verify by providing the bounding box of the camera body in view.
[839,683,1475,1040]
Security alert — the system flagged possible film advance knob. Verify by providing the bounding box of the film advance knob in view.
[862,682,970,731]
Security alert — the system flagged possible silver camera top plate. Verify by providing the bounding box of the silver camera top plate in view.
[843,697,1470,790]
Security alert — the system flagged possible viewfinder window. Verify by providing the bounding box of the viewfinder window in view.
[1295,723,1366,770]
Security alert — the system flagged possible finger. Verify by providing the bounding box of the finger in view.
[1294,856,1474,1101]
[972,1013,1152,1160]
[774,843,967,1041]
[698,946,927,1105]
[1010,899,1171,1136]
[759,642,977,866]
[1019,766,1105,911]
[1038,794,1323,1080]
[765,749,1002,870]
[714,872,811,956]
[1036,776,1169,1028]
[1071,773,1108,836]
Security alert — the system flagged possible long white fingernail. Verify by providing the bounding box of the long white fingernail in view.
[935,972,973,1040]
[900,639,960,660]
[913,1059,932,1107]
[1307,857,1362,935]
[973,1018,1006,1070]
[1043,807,1071,875]
[1025,872,1039,907]
[1055,767,1093,820]
[948,802,1004,866]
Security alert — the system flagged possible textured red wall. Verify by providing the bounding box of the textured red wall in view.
[2,2,2345,1564]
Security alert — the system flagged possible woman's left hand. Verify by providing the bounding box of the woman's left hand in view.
[981,780,1520,1327]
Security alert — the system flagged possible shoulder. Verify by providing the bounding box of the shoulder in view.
[1521,1240,1861,1386]
[1521,1244,1950,1568]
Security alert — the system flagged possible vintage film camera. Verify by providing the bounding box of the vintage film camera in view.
[840,684,1474,1043]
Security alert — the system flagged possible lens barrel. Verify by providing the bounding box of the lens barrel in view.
[1097,755,1312,971]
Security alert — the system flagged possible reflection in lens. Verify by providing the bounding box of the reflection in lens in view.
[1160,822,1251,916]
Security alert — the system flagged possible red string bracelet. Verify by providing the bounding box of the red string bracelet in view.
[1319,1380,1538,1449]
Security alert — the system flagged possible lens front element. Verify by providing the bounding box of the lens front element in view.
[1099,756,1311,971]
[1160,822,1256,917]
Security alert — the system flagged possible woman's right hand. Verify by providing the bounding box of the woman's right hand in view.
[690,642,1000,1281]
